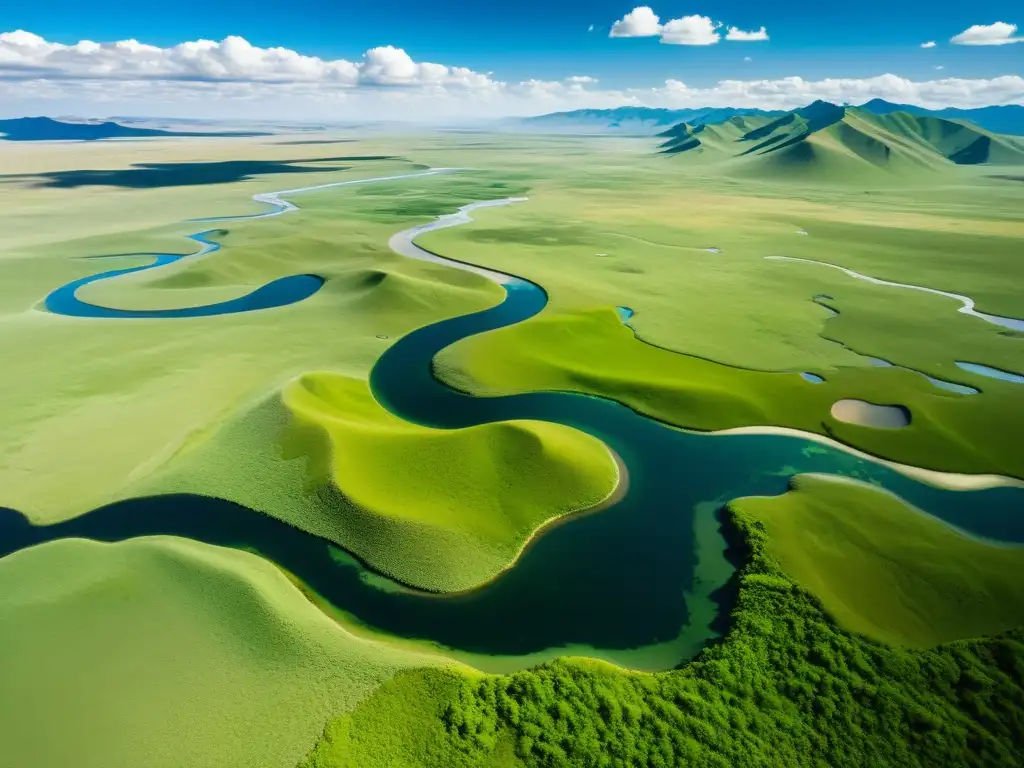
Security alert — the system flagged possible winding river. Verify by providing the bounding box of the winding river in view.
[768,255,1024,332]
[10,175,1024,672]
[44,168,456,319]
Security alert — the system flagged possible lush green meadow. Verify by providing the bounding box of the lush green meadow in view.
[731,475,1024,647]
[1,128,1022,767]
[0,535,451,768]
[423,149,1024,478]
[279,371,617,591]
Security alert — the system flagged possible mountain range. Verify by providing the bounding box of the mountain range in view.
[521,100,1024,137]
[0,116,266,141]
[518,106,784,134]
[656,100,1024,180]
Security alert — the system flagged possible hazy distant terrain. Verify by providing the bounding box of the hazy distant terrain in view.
[0,116,268,141]
[520,100,1024,136]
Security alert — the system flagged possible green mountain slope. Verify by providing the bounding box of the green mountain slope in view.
[517,106,784,134]
[660,100,1024,180]
[859,98,1024,137]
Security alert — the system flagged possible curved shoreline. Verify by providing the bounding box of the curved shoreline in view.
[767,255,1024,331]
[710,426,1024,490]
[381,447,630,599]
[43,168,459,319]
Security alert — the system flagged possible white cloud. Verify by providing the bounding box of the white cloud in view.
[920,41,936,48]
[0,30,496,89]
[660,15,721,45]
[744,56,753,62]
[588,24,595,33]
[1,30,1021,121]
[726,26,769,42]
[645,73,1024,111]
[609,7,662,38]
[608,10,769,46]
[950,22,1022,46]
[935,65,945,70]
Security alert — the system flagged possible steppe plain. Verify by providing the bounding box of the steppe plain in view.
[0,126,1022,767]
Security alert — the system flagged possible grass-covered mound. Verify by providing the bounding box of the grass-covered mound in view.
[435,306,1024,478]
[302,485,1024,768]
[280,372,619,592]
[0,536,445,768]
[731,475,1024,647]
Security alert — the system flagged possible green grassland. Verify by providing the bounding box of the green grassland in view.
[418,138,1023,478]
[300,479,1024,768]
[435,304,1024,477]
[0,155,539,522]
[2,129,1024,768]
[730,474,1024,647]
[0,535,451,768]
[278,371,617,591]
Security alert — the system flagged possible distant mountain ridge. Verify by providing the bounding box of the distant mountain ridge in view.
[518,106,785,134]
[657,100,1024,180]
[521,101,1024,137]
[0,116,266,141]
[859,99,1024,137]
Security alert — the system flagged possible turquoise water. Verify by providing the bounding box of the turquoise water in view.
[44,231,323,319]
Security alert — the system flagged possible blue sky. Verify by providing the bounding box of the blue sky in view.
[0,3,1021,119]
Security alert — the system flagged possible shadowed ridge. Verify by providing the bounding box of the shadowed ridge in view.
[660,99,1024,178]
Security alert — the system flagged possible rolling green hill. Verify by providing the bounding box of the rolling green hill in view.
[858,98,1024,137]
[659,100,1024,180]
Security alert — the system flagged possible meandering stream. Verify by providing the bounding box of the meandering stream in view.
[10,177,1024,672]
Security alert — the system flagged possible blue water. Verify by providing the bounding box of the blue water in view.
[924,376,979,395]
[956,361,1024,385]
[800,372,825,383]
[44,231,324,319]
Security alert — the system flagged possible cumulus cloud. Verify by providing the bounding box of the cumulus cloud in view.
[647,73,1024,110]
[660,15,721,45]
[609,7,662,38]
[609,9,769,46]
[726,26,769,42]
[1,30,1021,121]
[0,30,496,89]
[920,40,937,48]
[950,22,1022,46]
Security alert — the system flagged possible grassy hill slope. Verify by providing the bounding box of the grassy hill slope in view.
[660,101,1024,180]
[731,474,1024,646]
[279,372,618,591]
[0,536,446,768]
